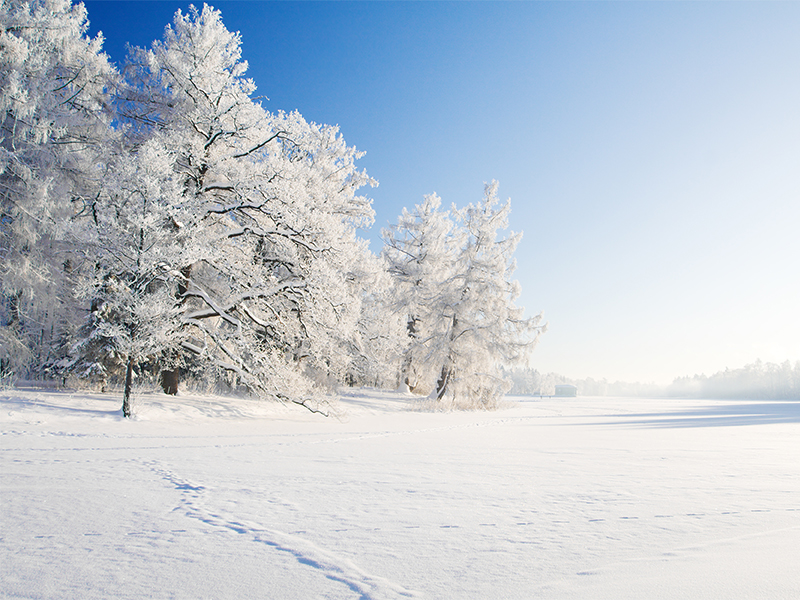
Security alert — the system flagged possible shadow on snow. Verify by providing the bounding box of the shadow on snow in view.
[603,400,800,429]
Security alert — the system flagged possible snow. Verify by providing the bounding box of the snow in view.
[2,388,799,599]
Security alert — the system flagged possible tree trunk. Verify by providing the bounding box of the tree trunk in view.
[9,291,21,326]
[435,364,451,400]
[401,353,416,391]
[122,355,134,418]
[160,367,179,395]
[435,315,459,401]
[158,264,192,395]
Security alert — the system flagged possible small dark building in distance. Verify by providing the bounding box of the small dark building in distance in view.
[554,384,578,397]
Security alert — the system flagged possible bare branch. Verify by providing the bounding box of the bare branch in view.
[232,131,287,159]
[291,399,329,417]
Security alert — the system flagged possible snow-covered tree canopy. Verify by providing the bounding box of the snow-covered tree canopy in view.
[0,0,115,378]
[1,1,545,415]
[72,4,380,413]
[383,182,546,408]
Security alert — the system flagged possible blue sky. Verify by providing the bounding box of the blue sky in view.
[83,1,800,384]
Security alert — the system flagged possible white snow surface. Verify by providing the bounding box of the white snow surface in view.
[2,388,799,599]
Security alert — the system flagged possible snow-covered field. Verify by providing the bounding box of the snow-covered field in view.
[2,388,799,599]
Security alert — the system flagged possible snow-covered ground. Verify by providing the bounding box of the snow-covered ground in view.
[2,388,799,599]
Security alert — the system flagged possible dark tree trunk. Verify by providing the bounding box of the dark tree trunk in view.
[160,367,179,395]
[435,315,459,401]
[401,354,415,391]
[158,264,192,395]
[7,290,22,327]
[122,355,134,418]
[435,364,451,400]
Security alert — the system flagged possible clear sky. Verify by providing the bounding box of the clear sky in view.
[83,1,800,384]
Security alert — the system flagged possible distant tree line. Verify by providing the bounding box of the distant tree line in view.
[507,370,662,397]
[510,360,800,400]
[0,1,543,414]
[665,360,800,400]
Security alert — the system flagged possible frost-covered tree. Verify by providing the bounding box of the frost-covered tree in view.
[382,193,461,392]
[5,1,540,416]
[70,4,377,413]
[435,182,545,406]
[347,252,406,389]
[0,0,115,380]
[384,182,545,408]
[68,137,190,415]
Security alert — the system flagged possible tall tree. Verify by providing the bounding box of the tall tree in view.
[434,182,545,406]
[68,135,189,414]
[382,193,461,392]
[384,183,545,408]
[71,4,377,413]
[0,0,115,380]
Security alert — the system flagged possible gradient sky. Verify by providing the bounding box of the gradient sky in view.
[83,1,800,384]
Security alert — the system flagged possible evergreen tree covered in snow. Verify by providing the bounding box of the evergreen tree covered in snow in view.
[384,182,545,408]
